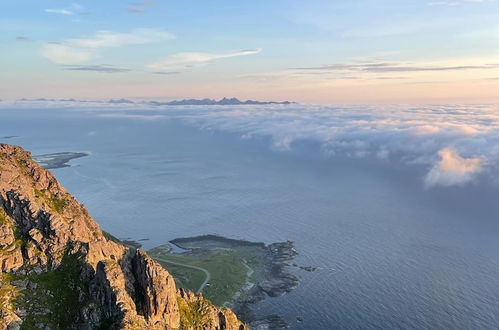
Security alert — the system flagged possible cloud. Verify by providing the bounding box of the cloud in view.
[143,104,496,188]
[41,44,94,65]
[292,62,498,73]
[45,8,74,15]
[127,1,158,14]
[146,48,262,72]
[151,71,180,75]
[412,125,442,135]
[64,65,131,73]
[66,29,174,48]
[15,36,30,41]
[127,7,145,14]
[243,58,499,84]
[41,28,174,65]
[428,0,490,6]
[131,1,158,6]
[425,148,484,187]
[45,3,83,15]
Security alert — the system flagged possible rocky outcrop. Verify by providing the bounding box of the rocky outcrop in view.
[0,144,247,330]
[177,289,245,330]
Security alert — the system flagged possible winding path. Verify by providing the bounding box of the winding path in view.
[154,257,211,294]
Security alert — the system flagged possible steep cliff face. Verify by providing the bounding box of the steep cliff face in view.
[0,144,247,330]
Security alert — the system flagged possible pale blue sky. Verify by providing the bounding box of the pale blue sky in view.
[2,0,499,103]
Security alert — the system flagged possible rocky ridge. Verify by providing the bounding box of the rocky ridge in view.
[0,144,247,330]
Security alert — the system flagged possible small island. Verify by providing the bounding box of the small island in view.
[33,152,89,169]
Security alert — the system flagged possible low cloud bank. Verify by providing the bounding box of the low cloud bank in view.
[169,104,499,188]
[2,100,498,187]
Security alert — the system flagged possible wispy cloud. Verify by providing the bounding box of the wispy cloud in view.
[127,1,158,14]
[131,1,158,6]
[66,29,174,48]
[428,0,492,6]
[64,65,131,73]
[41,28,174,65]
[41,44,94,65]
[241,58,499,85]
[151,71,180,75]
[127,7,145,14]
[45,8,74,15]
[45,3,83,15]
[15,36,30,41]
[146,48,262,72]
[292,62,499,73]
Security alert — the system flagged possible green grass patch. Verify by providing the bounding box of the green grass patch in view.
[15,251,91,330]
[177,297,216,329]
[0,208,8,226]
[0,273,20,322]
[34,188,69,214]
[0,210,25,254]
[148,248,254,306]
[155,260,206,292]
[51,198,68,213]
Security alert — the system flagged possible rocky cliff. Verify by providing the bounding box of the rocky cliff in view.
[0,144,247,330]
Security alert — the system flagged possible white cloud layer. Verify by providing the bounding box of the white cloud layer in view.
[153,104,499,187]
[41,29,174,64]
[3,101,498,187]
[146,49,262,71]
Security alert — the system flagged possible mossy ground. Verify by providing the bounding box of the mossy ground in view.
[12,251,92,330]
[0,208,23,253]
[0,208,8,226]
[0,273,20,324]
[33,188,69,214]
[177,297,216,329]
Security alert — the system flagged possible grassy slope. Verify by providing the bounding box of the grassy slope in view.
[148,248,259,306]
[15,252,91,330]
[155,261,207,292]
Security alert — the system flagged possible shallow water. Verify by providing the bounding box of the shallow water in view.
[2,107,499,329]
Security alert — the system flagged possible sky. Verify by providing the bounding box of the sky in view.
[2,0,499,103]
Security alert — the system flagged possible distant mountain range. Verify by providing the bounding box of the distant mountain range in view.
[151,97,294,106]
[16,97,294,106]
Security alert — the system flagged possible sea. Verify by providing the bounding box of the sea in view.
[2,103,499,329]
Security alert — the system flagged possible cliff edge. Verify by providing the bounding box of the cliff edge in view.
[0,144,247,330]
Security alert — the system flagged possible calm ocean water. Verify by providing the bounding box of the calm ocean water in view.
[2,106,499,329]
